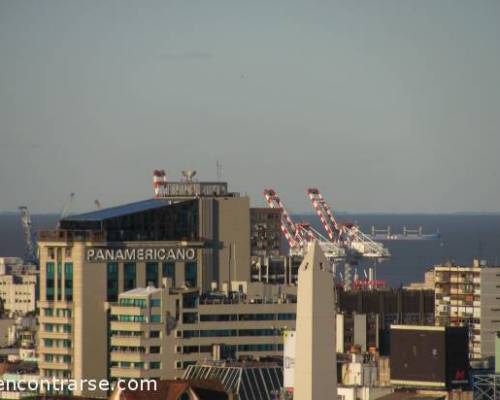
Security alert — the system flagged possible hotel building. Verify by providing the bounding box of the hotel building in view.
[37,175,297,397]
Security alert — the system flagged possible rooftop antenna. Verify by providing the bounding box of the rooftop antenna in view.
[181,170,197,182]
[55,192,75,229]
[94,199,101,210]
[216,160,222,181]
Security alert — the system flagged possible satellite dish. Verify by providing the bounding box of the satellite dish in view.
[182,170,197,182]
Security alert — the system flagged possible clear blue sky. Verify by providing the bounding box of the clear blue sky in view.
[1,1,499,213]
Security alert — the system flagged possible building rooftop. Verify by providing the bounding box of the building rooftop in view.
[61,198,172,222]
[119,286,162,297]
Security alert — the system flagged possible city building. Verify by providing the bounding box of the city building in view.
[336,313,380,353]
[0,274,37,316]
[434,260,500,364]
[338,287,435,330]
[250,208,283,257]
[405,269,435,291]
[390,325,469,391]
[36,173,298,397]
[109,283,296,382]
[250,255,302,285]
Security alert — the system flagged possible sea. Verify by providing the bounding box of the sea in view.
[1,213,500,287]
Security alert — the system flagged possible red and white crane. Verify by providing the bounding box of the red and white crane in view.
[306,188,390,259]
[307,188,341,242]
[263,189,344,259]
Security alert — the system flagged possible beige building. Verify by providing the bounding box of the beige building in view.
[434,260,500,364]
[0,274,36,316]
[109,283,296,382]
[36,176,297,397]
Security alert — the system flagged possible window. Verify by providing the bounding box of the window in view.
[46,262,55,301]
[64,263,73,301]
[64,247,72,258]
[107,263,118,302]
[124,263,136,291]
[239,313,275,321]
[149,331,160,338]
[150,362,161,370]
[44,308,53,317]
[183,313,198,324]
[150,315,161,323]
[199,329,237,337]
[163,262,175,285]
[277,313,296,320]
[182,293,198,309]
[120,298,146,308]
[146,262,159,287]
[57,263,62,301]
[184,262,197,288]
[150,299,161,307]
[150,346,160,354]
[200,314,238,322]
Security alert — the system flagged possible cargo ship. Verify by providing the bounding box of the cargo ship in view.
[369,226,440,241]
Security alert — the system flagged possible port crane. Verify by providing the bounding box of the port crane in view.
[306,188,389,259]
[18,206,37,265]
[306,188,390,290]
[263,189,345,260]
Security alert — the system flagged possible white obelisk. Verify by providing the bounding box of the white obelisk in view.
[293,241,337,400]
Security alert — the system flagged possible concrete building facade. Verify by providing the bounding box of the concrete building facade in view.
[434,260,500,364]
[0,274,36,316]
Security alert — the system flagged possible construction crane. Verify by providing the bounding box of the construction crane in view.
[18,206,37,265]
[263,189,345,260]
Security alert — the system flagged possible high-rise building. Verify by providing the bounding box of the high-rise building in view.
[434,260,500,365]
[36,175,297,397]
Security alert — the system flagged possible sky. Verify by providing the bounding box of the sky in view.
[0,0,499,214]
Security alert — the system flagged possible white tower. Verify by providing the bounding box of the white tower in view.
[293,240,337,400]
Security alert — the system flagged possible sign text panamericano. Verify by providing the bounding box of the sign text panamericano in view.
[86,247,196,262]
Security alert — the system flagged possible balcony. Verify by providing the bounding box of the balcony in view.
[110,368,151,379]
[39,361,72,370]
[110,306,148,317]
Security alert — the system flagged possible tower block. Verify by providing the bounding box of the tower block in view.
[293,241,337,400]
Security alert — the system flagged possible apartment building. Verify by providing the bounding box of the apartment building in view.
[0,274,37,316]
[434,260,500,364]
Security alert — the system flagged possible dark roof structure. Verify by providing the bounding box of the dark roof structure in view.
[57,198,199,242]
[109,379,229,400]
[183,362,282,400]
